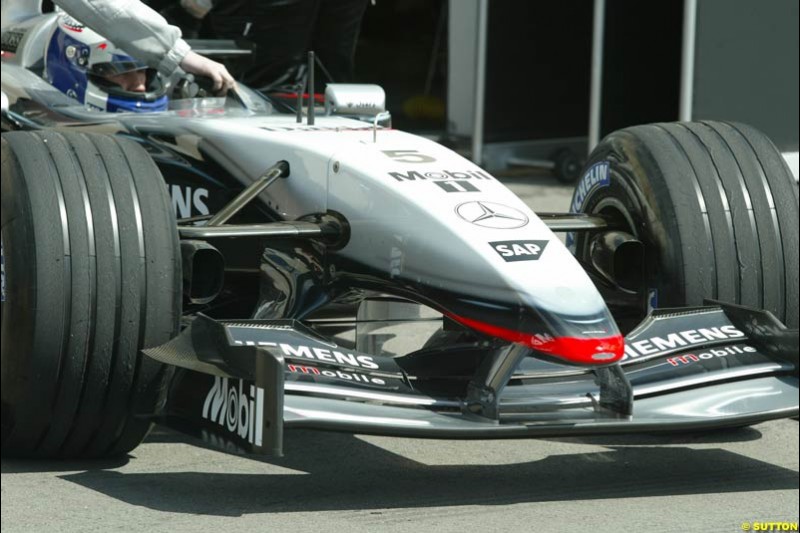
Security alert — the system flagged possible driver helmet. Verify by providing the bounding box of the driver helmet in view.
[44,12,168,112]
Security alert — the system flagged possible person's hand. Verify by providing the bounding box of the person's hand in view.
[179,51,236,94]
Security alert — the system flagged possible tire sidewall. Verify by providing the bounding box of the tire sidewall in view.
[569,133,687,309]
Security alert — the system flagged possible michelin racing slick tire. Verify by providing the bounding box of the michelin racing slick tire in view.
[570,121,799,328]
[1,131,181,458]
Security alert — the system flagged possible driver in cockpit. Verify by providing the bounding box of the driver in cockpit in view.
[42,0,235,111]
[45,12,175,112]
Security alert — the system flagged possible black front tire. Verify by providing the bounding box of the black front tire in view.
[1,131,181,458]
[570,121,799,328]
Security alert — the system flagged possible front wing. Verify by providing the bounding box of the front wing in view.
[144,304,799,456]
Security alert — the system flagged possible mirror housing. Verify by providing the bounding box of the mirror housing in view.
[325,84,386,117]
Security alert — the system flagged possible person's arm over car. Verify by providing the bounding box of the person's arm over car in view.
[51,0,189,76]
[51,0,235,92]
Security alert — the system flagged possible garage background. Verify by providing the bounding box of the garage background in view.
[353,0,798,174]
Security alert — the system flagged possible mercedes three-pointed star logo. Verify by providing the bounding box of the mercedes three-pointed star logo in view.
[455,201,529,229]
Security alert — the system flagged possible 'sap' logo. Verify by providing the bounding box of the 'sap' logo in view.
[489,240,549,262]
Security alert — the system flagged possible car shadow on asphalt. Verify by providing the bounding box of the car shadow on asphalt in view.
[0,455,130,474]
[12,426,794,517]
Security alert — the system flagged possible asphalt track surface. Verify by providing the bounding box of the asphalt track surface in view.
[3,174,798,533]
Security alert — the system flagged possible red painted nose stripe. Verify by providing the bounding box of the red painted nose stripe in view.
[450,314,624,365]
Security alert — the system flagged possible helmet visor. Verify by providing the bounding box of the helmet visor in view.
[89,60,147,78]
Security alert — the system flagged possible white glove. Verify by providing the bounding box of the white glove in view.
[179,51,236,94]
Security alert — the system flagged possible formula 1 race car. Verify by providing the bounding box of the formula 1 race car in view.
[2,13,798,458]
